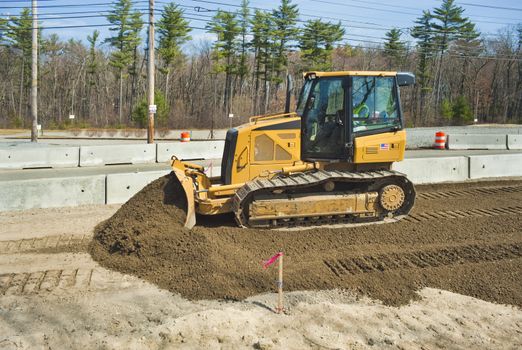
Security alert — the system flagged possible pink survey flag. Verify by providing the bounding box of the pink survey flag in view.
[262,252,283,269]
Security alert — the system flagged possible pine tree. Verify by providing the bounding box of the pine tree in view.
[0,18,7,43]
[411,10,435,122]
[87,30,100,123]
[411,11,434,91]
[299,19,344,71]
[383,28,406,69]
[87,30,100,82]
[105,0,135,124]
[431,0,474,104]
[6,8,34,119]
[128,10,143,121]
[157,3,191,105]
[207,10,240,114]
[250,9,274,113]
[237,0,250,95]
[272,0,299,84]
[6,9,33,85]
[451,95,473,124]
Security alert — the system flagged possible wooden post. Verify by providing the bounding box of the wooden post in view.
[147,0,155,144]
[277,253,284,313]
[30,0,38,142]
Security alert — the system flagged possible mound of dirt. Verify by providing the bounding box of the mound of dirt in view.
[91,176,522,306]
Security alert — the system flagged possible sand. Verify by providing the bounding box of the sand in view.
[1,178,521,349]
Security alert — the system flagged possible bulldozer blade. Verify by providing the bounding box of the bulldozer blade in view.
[171,168,196,229]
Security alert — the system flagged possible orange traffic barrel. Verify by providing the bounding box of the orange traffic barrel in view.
[181,131,190,142]
[434,131,446,149]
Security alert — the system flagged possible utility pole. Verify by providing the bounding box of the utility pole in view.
[147,0,155,143]
[31,0,38,142]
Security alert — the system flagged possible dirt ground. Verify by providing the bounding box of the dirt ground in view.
[91,176,522,306]
[1,179,522,349]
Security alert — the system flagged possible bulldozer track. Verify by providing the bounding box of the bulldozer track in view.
[417,185,522,200]
[0,268,94,295]
[324,242,522,277]
[404,205,522,223]
[233,170,415,228]
[0,234,89,254]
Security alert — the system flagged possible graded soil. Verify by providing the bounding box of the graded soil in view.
[90,175,522,307]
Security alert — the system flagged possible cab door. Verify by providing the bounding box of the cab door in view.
[351,76,405,163]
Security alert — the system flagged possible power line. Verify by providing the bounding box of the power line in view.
[180,0,395,30]
[459,2,522,12]
[0,0,517,55]
[0,5,510,51]
[301,0,521,22]
[0,0,57,2]
[2,0,518,34]
[0,5,509,40]
[310,0,418,16]
[312,0,419,11]
[310,0,520,26]
[0,1,148,9]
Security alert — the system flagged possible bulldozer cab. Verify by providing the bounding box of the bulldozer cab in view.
[298,71,414,161]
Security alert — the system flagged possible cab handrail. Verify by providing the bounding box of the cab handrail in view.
[249,112,297,124]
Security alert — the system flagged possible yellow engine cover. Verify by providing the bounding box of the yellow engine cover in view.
[353,130,406,164]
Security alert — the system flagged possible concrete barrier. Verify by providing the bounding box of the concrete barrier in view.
[105,170,170,204]
[0,175,105,211]
[106,165,221,204]
[156,141,224,162]
[447,134,506,150]
[392,156,468,184]
[80,144,156,167]
[507,135,522,150]
[469,154,522,179]
[72,128,229,140]
[0,146,79,169]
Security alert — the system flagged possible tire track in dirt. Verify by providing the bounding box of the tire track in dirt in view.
[0,268,94,295]
[417,184,522,200]
[323,242,522,276]
[0,234,89,254]
[0,267,136,296]
[404,205,522,223]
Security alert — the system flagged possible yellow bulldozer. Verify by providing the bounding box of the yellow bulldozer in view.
[171,70,416,229]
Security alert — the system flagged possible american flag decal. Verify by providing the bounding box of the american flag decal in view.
[380,143,389,151]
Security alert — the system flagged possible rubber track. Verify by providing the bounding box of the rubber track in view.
[324,242,522,276]
[232,169,414,228]
[403,205,522,223]
[418,185,522,200]
[0,268,94,295]
[0,234,89,254]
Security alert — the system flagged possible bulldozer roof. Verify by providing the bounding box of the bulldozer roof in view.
[305,71,397,78]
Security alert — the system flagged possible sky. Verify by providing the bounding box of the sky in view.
[0,0,520,50]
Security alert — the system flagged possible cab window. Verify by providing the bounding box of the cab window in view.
[352,76,400,133]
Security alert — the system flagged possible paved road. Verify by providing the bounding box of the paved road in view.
[0,159,218,181]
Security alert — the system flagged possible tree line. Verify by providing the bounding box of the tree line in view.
[0,0,520,130]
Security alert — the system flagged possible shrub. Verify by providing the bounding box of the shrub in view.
[132,91,169,128]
